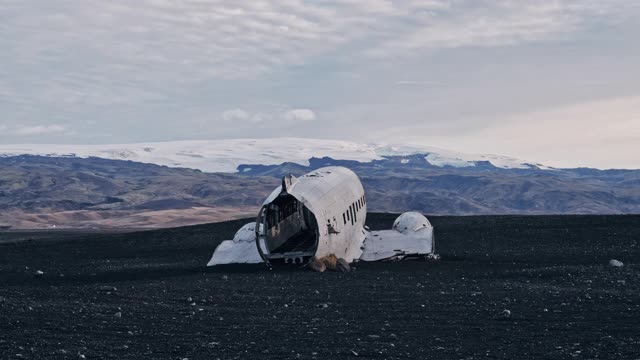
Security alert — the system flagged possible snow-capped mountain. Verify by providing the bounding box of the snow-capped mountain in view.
[1,147,638,229]
[0,138,550,173]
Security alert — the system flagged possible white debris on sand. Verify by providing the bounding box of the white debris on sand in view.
[207,223,263,266]
[608,259,624,268]
[34,270,44,277]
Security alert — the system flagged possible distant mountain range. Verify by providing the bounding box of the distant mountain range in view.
[0,138,552,173]
[0,139,638,229]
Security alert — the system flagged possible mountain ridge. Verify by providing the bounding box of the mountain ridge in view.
[1,154,638,229]
[0,138,562,173]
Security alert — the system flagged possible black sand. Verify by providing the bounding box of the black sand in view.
[1,214,639,359]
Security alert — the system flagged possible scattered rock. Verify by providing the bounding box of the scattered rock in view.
[501,309,511,318]
[317,303,329,309]
[322,254,338,270]
[309,257,326,272]
[114,312,122,318]
[336,258,351,272]
[426,253,441,261]
[98,286,117,292]
[608,259,623,268]
[187,297,193,303]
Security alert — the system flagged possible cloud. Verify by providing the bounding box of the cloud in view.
[394,80,447,87]
[0,124,68,137]
[367,95,640,169]
[220,107,315,126]
[1,0,630,86]
[221,109,251,122]
[9,124,67,136]
[0,0,639,170]
[284,109,316,122]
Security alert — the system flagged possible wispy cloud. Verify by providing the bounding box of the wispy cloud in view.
[220,107,316,126]
[1,1,639,167]
[365,2,615,57]
[221,109,252,122]
[284,109,316,123]
[367,95,640,169]
[2,124,67,136]
[394,80,447,87]
[1,0,630,84]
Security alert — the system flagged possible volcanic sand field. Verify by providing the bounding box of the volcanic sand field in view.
[1,214,639,359]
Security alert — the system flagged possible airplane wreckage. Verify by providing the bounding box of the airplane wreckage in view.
[207,166,436,271]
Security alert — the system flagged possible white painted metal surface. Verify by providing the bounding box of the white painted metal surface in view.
[360,212,434,261]
[259,166,367,263]
[207,223,262,265]
[207,167,436,267]
[392,212,432,233]
[360,227,434,261]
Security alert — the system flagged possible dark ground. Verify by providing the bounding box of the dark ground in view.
[1,214,639,359]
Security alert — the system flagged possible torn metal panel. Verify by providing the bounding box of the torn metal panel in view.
[360,227,434,261]
[207,223,262,266]
[207,239,263,265]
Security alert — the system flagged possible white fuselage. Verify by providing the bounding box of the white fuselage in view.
[256,166,367,264]
[207,167,435,267]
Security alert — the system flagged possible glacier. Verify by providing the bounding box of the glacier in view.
[0,138,550,173]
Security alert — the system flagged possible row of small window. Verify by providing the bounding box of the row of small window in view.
[342,194,367,226]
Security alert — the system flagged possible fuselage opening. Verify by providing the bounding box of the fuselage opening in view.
[257,193,319,265]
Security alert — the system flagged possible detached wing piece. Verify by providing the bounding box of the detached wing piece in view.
[360,212,434,261]
[207,223,262,266]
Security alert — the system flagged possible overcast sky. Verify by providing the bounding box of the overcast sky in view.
[1,0,639,168]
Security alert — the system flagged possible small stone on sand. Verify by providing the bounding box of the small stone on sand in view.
[309,257,326,272]
[608,259,623,268]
